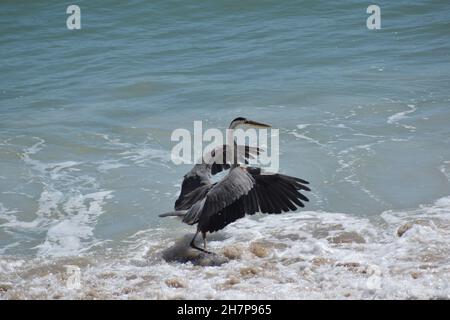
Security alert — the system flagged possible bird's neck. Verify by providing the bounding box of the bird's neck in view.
[226,129,238,167]
[226,128,234,145]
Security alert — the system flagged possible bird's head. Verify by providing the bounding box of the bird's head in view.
[228,117,271,129]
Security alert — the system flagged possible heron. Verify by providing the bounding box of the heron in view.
[160,117,310,254]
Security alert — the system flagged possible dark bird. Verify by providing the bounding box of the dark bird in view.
[159,118,310,253]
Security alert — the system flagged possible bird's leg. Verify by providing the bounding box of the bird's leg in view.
[189,230,214,254]
[202,232,216,255]
[202,232,207,250]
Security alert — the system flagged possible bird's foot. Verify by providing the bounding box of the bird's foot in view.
[190,243,215,255]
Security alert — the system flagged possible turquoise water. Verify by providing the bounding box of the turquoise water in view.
[0,1,449,299]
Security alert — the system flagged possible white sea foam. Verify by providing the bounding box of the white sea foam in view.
[95,133,169,167]
[387,104,417,131]
[36,190,113,257]
[288,126,325,147]
[96,160,127,172]
[120,147,169,166]
[1,138,114,257]
[289,132,325,147]
[439,161,450,181]
[1,196,449,299]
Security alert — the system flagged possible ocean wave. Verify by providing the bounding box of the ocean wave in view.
[36,190,114,257]
[1,137,114,257]
[387,104,417,131]
[1,196,449,299]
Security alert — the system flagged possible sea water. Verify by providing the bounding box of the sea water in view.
[0,0,449,299]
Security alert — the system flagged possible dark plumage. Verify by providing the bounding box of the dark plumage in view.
[182,166,310,234]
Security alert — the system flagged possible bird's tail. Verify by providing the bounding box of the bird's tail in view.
[158,210,187,218]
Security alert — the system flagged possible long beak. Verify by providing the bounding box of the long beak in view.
[245,119,271,128]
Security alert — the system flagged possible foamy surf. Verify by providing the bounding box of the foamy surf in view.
[387,104,417,131]
[1,196,449,300]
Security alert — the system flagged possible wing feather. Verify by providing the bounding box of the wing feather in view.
[198,167,310,233]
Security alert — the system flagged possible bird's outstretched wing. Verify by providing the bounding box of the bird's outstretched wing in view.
[201,167,310,233]
[182,167,255,225]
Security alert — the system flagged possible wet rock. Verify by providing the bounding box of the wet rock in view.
[278,233,303,241]
[162,235,199,260]
[218,275,241,289]
[397,222,414,237]
[226,276,240,286]
[336,262,364,273]
[420,253,441,263]
[313,223,344,238]
[261,261,279,272]
[197,254,229,267]
[281,257,305,266]
[419,264,437,270]
[99,272,117,279]
[311,257,335,267]
[240,267,260,276]
[249,242,270,258]
[336,262,361,268]
[121,287,134,294]
[397,220,431,237]
[328,231,366,244]
[0,283,12,292]
[204,270,218,278]
[165,278,186,288]
[223,245,242,260]
[125,274,138,281]
[83,289,101,300]
[161,234,228,266]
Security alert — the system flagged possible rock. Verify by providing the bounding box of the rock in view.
[280,257,305,266]
[223,245,242,260]
[161,234,202,263]
[165,278,186,288]
[83,289,101,300]
[336,262,363,272]
[224,276,240,286]
[311,257,335,267]
[328,231,366,244]
[313,223,344,238]
[397,222,414,237]
[204,270,218,278]
[278,233,302,241]
[240,267,260,276]
[98,272,117,279]
[420,253,441,263]
[397,220,431,237]
[336,262,361,268]
[249,242,270,258]
[197,254,229,267]
[121,287,134,294]
[0,283,12,292]
[410,272,420,279]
